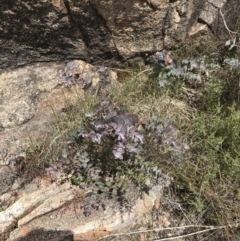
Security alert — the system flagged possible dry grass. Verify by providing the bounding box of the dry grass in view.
[18,33,240,240]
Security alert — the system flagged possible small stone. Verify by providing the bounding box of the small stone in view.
[154,198,161,209]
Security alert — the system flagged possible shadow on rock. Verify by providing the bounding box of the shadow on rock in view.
[11,229,73,241]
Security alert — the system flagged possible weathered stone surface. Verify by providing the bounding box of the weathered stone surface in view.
[199,0,227,25]
[0,60,117,165]
[0,182,75,233]
[5,181,162,241]
[0,0,88,70]
[0,62,62,128]
[1,0,238,70]
[0,166,15,196]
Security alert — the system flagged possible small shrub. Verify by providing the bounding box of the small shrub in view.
[46,100,186,216]
[151,50,216,106]
[152,48,240,111]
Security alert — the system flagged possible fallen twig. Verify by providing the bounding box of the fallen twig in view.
[97,223,240,241]
[137,68,152,76]
[151,228,218,241]
[219,9,240,35]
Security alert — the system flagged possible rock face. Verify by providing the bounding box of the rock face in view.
[0,166,15,196]
[1,0,239,70]
[0,178,163,241]
[0,60,117,165]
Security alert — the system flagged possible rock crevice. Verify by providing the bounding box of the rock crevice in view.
[1,0,239,70]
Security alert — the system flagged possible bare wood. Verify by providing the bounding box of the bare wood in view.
[97,223,240,240]
[219,9,240,35]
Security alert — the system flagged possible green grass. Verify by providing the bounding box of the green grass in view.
[173,107,240,223]
[98,57,240,231]
[109,37,240,238]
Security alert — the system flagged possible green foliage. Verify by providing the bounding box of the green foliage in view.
[156,58,205,88]
[151,38,240,233]
[176,62,240,240]
[152,50,214,104]
[173,88,240,226]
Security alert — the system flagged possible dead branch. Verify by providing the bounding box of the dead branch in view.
[151,228,218,241]
[97,223,240,241]
[219,9,240,35]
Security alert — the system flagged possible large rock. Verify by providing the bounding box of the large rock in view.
[0,60,117,165]
[0,182,76,234]
[0,0,239,70]
[0,178,163,241]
